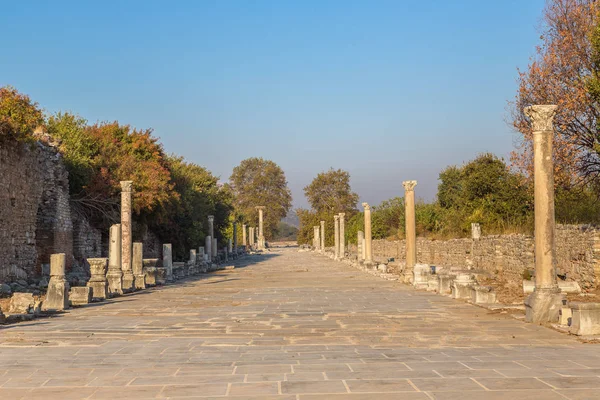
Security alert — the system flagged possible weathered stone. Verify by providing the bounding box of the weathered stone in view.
[69,286,92,306]
[120,181,135,293]
[42,253,70,311]
[106,224,123,296]
[524,104,562,324]
[334,215,340,260]
[471,223,481,240]
[143,258,159,286]
[362,203,373,265]
[569,302,600,335]
[86,257,108,301]
[403,180,418,279]
[163,243,173,282]
[470,285,497,304]
[413,264,431,290]
[205,236,212,262]
[0,307,4,323]
[133,242,146,289]
[256,206,266,250]
[437,274,455,295]
[320,221,325,252]
[8,292,36,314]
[451,273,476,300]
[559,306,572,326]
[339,213,345,258]
[208,215,217,259]
[523,280,581,294]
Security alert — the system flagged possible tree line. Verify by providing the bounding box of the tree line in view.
[0,87,293,258]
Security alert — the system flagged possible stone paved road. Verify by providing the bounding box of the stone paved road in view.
[1,248,600,399]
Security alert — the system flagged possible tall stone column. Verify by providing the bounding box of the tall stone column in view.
[339,213,346,259]
[163,243,173,282]
[256,206,266,249]
[248,227,253,247]
[208,215,217,261]
[106,224,123,296]
[228,238,233,253]
[233,223,238,253]
[403,180,418,273]
[42,253,69,311]
[313,226,319,249]
[133,242,146,289]
[320,221,325,252]
[363,203,373,265]
[242,224,247,248]
[205,236,212,262]
[120,181,135,292]
[357,231,364,261]
[524,105,563,323]
[334,215,340,259]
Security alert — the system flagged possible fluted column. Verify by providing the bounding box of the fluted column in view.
[524,105,562,323]
[120,181,134,292]
[362,203,373,265]
[403,180,417,271]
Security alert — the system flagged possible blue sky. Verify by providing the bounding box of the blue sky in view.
[1,0,545,209]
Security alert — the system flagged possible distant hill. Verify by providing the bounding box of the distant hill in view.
[281,212,300,228]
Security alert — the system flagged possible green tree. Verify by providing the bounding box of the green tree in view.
[230,157,292,240]
[0,86,43,142]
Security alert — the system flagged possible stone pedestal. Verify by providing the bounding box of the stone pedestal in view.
[362,203,373,265]
[143,259,159,286]
[69,287,92,306]
[106,224,123,296]
[451,273,476,300]
[87,258,108,301]
[568,303,600,335]
[525,288,564,324]
[120,181,135,293]
[524,105,562,324]
[470,286,497,304]
[42,253,70,311]
[163,243,173,282]
[133,242,146,289]
[412,263,430,290]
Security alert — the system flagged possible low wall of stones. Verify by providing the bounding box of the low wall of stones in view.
[354,225,600,289]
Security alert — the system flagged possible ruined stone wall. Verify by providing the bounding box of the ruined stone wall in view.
[0,140,73,281]
[362,225,600,289]
[72,213,102,262]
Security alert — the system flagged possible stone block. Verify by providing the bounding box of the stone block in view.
[470,285,497,304]
[569,302,600,336]
[413,264,431,290]
[451,273,476,300]
[523,280,582,294]
[156,267,167,285]
[427,276,439,292]
[559,306,572,326]
[525,288,564,324]
[8,293,37,314]
[437,274,455,295]
[42,253,70,311]
[87,258,108,301]
[143,259,159,286]
[69,287,92,306]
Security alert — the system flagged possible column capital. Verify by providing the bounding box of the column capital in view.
[524,105,558,132]
[334,214,340,221]
[208,215,214,222]
[255,206,265,210]
[362,202,371,211]
[402,180,417,192]
[120,180,133,192]
[339,212,345,218]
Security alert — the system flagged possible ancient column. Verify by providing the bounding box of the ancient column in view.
[205,236,212,261]
[363,203,373,265]
[106,224,123,296]
[120,181,135,292]
[320,221,325,252]
[42,253,70,311]
[339,213,346,258]
[163,243,173,282]
[87,258,108,300]
[313,226,319,249]
[357,231,365,261]
[242,224,247,248]
[199,246,205,261]
[524,105,562,323]
[133,242,145,289]
[334,215,340,259]
[208,215,217,260]
[213,238,218,262]
[403,180,418,272]
[233,223,238,253]
[256,206,266,249]
[471,223,481,240]
[228,238,233,253]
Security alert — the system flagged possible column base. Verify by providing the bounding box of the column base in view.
[106,270,123,296]
[134,274,146,290]
[122,273,135,293]
[42,277,70,311]
[525,287,564,324]
[87,280,108,301]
